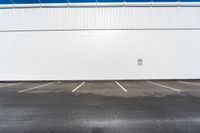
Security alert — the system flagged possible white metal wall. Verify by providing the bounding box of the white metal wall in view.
[0,7,200,80]
[1,7,200,30]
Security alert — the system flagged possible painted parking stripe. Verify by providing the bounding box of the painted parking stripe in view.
[147,81,181,92]
[178,81,200,87]
[115,81,128,92]
[72,82,86,93]
[18,82,54,93]
[0,82,23,88]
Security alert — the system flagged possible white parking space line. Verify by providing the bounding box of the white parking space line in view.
[72,82,86,93]
[18,82,54,93]
[115,81,128,92]
[0,82,23,88]
[178,81,200,87]
[147,81,181,92]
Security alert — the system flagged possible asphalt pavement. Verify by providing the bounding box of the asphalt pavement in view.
[0,80,200,133]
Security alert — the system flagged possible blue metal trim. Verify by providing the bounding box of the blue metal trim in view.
[12,0,40,4]
[0,0,200,4]
[0,0,12,4]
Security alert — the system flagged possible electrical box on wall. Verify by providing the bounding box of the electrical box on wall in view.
[138,59,143,66]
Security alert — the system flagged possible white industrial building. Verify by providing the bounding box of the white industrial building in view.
[0,0,200,80]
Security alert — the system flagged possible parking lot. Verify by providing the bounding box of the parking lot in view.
[1,80,200,133]
[1,80,200,97]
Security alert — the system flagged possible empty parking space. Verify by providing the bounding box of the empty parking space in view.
[179,81,200,86]
[18,82,55,93]
[0,82,23,88]
[0,82,46,93]
[152,80,200,96]
[25,81,82,93]
[118,81,178,97]
[75,81,128,97]
[0,82,20,87]
[147,81,181,92]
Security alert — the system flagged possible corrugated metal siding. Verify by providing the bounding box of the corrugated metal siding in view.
[0,7,200,31]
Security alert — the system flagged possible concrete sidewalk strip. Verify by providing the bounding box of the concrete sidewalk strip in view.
[18,82,54,93]
[178,81,200,87]
[147,81,181,92]
[115,81,128,92]
[72,82,86,92]
[0,82,23,88]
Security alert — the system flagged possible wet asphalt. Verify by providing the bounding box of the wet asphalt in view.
[0,81,200,133]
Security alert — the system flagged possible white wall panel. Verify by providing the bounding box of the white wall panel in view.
[0,7,200,80]
[0,7,200,31]
[0,30,200,80]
